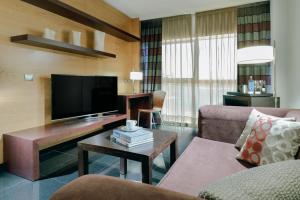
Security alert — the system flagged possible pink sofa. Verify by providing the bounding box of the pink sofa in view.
[159,105,300,196]
[51,106,300,200]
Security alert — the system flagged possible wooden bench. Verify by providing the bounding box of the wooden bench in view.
[3,114,127,181]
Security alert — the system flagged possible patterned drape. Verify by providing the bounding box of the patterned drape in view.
[237,1,272,92]
[141,19,162,93]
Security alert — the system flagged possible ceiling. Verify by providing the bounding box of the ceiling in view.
[104,0,265,20]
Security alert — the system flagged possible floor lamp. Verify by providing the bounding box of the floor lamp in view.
[237,45,277,107]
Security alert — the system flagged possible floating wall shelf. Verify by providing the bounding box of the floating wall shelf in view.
[11,34,117,58]
[21,0,140,42]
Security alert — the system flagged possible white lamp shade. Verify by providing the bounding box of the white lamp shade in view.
[130,72,143,81]
[237,46,274,64]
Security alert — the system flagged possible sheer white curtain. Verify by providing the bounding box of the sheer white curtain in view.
[196,8,237,107]
[162,8,237,127]
[162,15,194,125]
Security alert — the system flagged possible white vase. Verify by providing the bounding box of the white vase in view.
[43,28,56,40]
[94,30,105,51]
[69,31,81,46]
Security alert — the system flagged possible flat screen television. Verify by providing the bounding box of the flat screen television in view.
[51,74,118,120]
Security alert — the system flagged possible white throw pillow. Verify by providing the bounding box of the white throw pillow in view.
[260,120,300,165]
[235,109,295,149]
[236,117,300,166]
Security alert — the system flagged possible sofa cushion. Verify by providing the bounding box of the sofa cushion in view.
[158,137,249,196]
[198,160,300,200]
[237,116,274,165]
[235,109,295,149]
[237,118,300,166]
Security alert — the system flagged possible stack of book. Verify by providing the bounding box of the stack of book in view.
[111,127,153,148]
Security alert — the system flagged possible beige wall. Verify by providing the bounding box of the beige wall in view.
[0,0,140,164]
[285,0,300,108]
[271,0,300,109]
[271,0,289,108]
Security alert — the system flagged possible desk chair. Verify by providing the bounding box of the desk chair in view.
[137,91,166,129]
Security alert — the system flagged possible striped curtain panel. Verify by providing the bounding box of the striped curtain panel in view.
[141,19,162,93]
[237,1,272,92]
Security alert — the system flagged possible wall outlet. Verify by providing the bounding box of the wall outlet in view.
[24,74,34,81]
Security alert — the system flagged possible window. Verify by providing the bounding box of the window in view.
[161,12,237,126]
[198,34,237,81]
[162,39,193,79]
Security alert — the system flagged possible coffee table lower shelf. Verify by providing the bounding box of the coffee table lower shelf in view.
[78,130,178,184]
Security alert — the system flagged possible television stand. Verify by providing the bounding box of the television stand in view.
[3,114,127,181]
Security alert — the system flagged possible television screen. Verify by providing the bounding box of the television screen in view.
[51,74,118,120]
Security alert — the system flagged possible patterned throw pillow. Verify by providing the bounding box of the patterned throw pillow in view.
[260,120,300,165]
[237,116,273,165]
[235,109,295,149]
[237,117,300,166]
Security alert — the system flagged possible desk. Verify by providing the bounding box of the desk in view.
[118,93,152,125]
[118,93,153,120]
[223,92,280,107]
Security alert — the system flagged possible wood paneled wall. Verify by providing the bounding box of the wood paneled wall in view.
[0,0,140,164]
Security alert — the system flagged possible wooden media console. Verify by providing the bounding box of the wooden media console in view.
[3,114,127,181]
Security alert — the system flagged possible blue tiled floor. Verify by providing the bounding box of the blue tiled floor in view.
[0,126,196,200]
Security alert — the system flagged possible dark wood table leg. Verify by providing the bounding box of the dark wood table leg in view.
[170,139,178,167]
[120,158,127,175]
[141,157,152,184]
[78,147,88,176]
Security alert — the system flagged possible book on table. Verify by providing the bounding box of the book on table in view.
[111,136,154,148]
[111,127,153,147]
[113,127,153,143]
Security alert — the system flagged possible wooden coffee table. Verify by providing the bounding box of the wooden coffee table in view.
[78,129,178,184]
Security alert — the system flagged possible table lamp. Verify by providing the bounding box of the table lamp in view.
[237,45,277,106]
[130,71,143,94]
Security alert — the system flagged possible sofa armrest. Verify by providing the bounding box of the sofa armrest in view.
[198,105,295,144]
[50,175,201,200]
